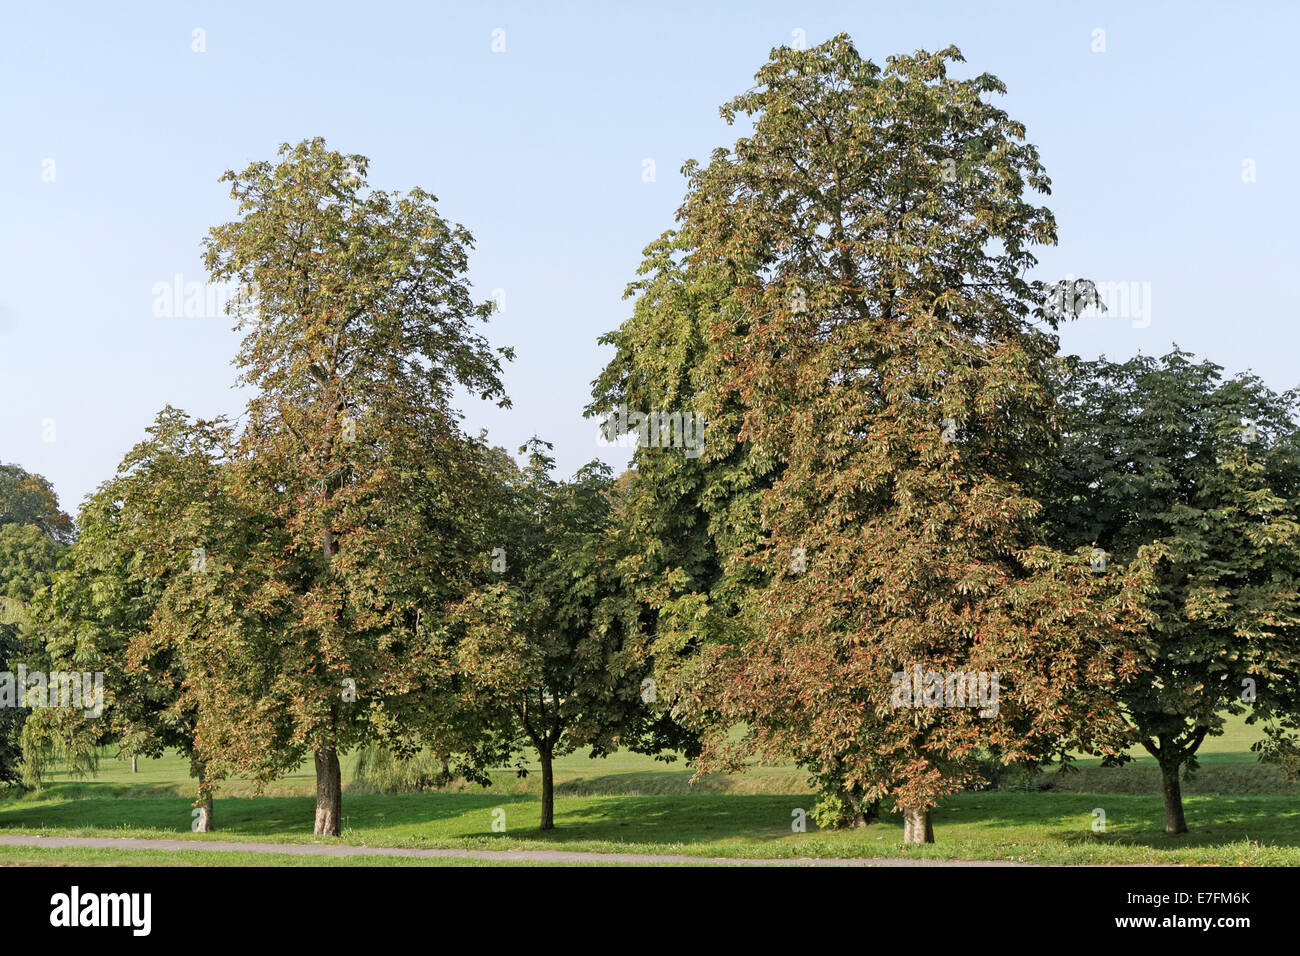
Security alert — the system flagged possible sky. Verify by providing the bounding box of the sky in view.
[2,0,1298,514]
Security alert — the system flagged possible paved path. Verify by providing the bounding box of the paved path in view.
[0,834,1022,866]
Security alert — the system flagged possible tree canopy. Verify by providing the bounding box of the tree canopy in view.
[1049,349,1300,833]
[185,138,513,834]
[0,464,70,784]
[593,35,1155,841]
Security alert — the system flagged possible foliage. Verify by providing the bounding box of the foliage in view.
[450,441,693,828]
[1049,349,1300,830]
[593,35,1156,838]
[0,463,74,544]
[21,408,230,805]
[174,138,513,833]
[0,467,69,785]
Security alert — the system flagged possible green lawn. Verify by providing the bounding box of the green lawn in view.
[3,713,1297,866]
[0,845,546,867]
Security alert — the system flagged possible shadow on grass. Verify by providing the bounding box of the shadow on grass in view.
[5,785,1298,854]
[941,791,1300,851]
[0,788,804,847]
[0,791,536,838]
[460,793,804,844]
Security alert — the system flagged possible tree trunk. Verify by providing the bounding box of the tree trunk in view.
[314,748,342,836]
[860,798,881,826]
[538,741,555,831]
[902,805,934,844]
[193,764,214,832]
[1159,759,1188,835]
[839,789,880,828]
[131,754,138,773]
[194,790,214,833]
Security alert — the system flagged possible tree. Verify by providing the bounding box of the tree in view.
[452,442,691,829]
[2,522,74,785]
[0,521,66,784]
[588,231,774,731]
[1048,349,1300,834]
[0,463,74,544]
[0,617,23,784]
[596,35,1153,842]
[22,409,232,828]
[196,138,512,835]
[0,524,65,609]
[0,466,69,785]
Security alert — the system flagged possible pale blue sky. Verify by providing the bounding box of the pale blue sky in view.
[3,1,1297,512]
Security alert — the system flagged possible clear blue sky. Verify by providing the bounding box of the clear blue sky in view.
[3,1,1297,513]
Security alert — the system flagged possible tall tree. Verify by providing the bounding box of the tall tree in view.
[1049,350,1300,834]
[596,36,1153,841]
[198,138,511,835]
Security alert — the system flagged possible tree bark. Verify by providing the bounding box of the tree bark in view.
[194,791,214,833]
[314,748,342,836]
[538,741,555,831]
[1159,759,1188,835]
[839,788,880,827]
[194,765,214,833]
[902,805,934,844]
[131,754,138,773]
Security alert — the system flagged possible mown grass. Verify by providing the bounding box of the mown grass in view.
[24,711,1297,799]
[2,713,1296,865]
[4,783,1300,864]
[0,845,602,867]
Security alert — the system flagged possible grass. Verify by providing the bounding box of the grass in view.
[5,788,1300,864]
[2,713,1297,866]
[0,845,603,867]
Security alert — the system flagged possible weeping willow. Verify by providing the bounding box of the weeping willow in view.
[19,711,101,790]
[2,594,99,789]
[353,745,455,794]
